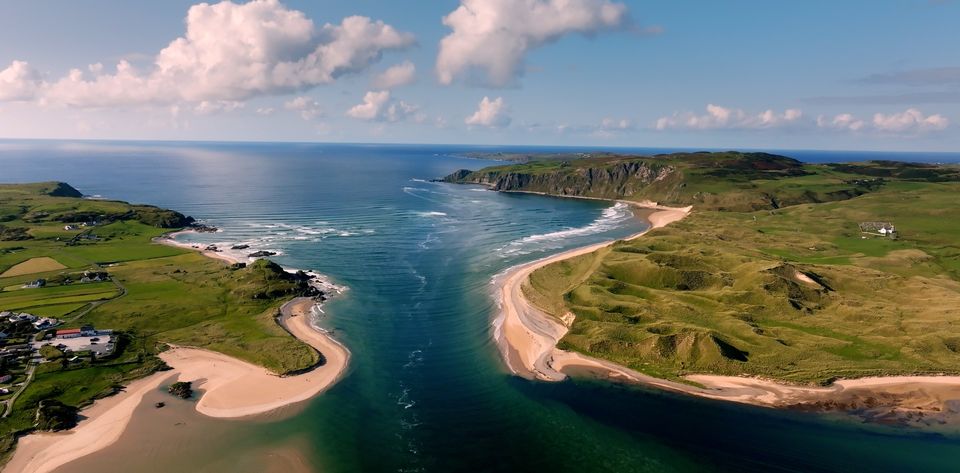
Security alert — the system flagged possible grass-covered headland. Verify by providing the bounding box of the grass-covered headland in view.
[446,152,960,384]
[0,182,320,461]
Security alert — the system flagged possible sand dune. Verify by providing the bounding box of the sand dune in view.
[493,200,960,415]
[494,202,690,381]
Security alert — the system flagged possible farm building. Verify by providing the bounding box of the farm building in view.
[859,221,896,237]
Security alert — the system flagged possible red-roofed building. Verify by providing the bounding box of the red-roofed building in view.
[56,328,82,339]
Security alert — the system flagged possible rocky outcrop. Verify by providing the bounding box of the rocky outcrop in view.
[45,182,83,198]
[167,381,193,399]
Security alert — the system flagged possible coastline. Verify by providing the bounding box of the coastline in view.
[492,201,691,382]
[5,236,349,473]
[493,199,960,415]
[154,229,245,265]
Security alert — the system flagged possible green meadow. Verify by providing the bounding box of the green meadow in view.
[510,156,960,384]
[0,182,319,461]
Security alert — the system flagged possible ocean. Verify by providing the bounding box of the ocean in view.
[2,141,959,473]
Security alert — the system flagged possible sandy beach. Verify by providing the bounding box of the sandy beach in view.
[493,201,691,382]
[177,297,349,419]
[6,253,348,473]
[493,200,960,415]
[154,229,245,265]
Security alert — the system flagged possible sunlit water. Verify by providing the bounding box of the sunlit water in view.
[3,141,960,473]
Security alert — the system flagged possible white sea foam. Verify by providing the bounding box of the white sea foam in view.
[498,202,633,257]
[415,211,447,217]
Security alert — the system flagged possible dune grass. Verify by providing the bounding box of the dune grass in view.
[525,179,960,384]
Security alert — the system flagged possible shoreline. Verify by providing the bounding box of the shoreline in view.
[5,236,350,473]
[154,229,245,265]
[492,198,960,416]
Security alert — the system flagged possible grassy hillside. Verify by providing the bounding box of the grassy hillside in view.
[0,182,319,460]
[485,154,960,384]
[444,151,960,212]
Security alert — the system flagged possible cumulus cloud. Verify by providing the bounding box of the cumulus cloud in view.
[465,96,511,128]
[817,109,949,134]
[0,0,414,108]
[346,91,390,120]
[655,104,803,130]
[437,0,628,86]
[346,90,422,122]
[872,108,949,133]
[372,60,416,89]
[284,96,323,120]
[193,100,244,115]
[816,113,865,132]
[0,61,43,101]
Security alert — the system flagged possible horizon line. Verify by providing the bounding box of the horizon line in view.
[0,136,957,156]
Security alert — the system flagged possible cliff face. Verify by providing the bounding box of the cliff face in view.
[443,161,678,200]
[46,182,84,198]
[439,152,929,212]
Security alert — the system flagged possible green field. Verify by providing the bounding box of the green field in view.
[0,182,320,462]
[481,155,960,384]
[446,151,960,212]
[0,282,119,314]
[0,257,67,278]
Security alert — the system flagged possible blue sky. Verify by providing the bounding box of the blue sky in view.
[0,0,957,151]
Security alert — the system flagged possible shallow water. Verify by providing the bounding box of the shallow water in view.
[3,141,960,473]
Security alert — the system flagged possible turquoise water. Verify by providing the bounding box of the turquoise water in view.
[3,141,960,472]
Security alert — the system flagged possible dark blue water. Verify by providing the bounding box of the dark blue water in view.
[2,141,959,473]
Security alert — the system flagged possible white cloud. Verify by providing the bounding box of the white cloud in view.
[284,96,323,120]
[872,108,949,133]
[2,0,414,108]
[193,100,244,115]
[0,61,43,101]
[346,90,422,122]
[437,0,628,86]
[465,96,511,128]
[255,106,275,116]
[816,113,865,132]
[346,91,390,120]
[655,104,803,130]
[600,117,634,131]
[817,109,949,134]
[372,60,416,89]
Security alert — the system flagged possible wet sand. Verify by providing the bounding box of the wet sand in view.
[52,385,316,473]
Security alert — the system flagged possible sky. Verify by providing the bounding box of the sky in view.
[0,0,958,151]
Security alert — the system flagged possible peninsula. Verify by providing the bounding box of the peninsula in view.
[446,152,960,422]
[0,182,348,471]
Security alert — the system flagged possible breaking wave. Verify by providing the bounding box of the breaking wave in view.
[498,202,633,256]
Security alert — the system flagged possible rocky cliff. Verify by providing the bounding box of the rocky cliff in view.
[443,160,679,200]
[440,151,917,211]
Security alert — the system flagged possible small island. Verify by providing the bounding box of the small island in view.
[167,381,193,399]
